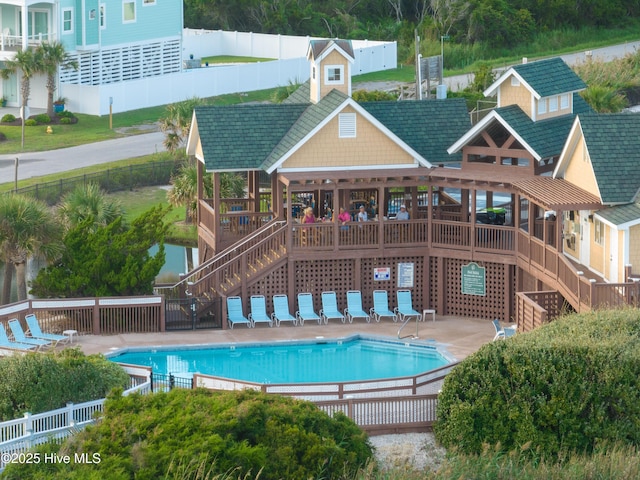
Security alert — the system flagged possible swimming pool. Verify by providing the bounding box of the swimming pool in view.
[109,336,454,385]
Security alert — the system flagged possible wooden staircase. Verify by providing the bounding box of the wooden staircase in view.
[159,220,288,302]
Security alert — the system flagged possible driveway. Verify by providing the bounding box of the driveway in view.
[0,130,166,181]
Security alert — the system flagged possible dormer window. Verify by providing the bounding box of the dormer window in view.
[325,65,344,85]
[549,96,558,112]
[537,99,547,115]
[560,94,569,109]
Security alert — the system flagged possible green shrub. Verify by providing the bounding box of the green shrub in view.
[59,117,73,124]
[0,348,129,421]
[57,110,76,119]
[4,389,372,479]
[1,113,16,122]
[434,309,640,459]
[25,119,38,126]
[34,113,51,124]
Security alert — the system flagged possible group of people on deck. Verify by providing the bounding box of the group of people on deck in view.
[302,205,410,225]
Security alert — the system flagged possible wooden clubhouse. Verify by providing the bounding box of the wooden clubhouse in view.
[184,40,640,330]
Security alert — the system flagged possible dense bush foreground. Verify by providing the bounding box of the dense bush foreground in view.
[0,348,129,421]
[435,308,640,459]
[3,389,372,480]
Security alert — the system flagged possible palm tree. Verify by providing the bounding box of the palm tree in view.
[167,164,245,223]
[58,183,124,230]
[37,41,78,117]
[0,194,63,302]
[1,47,40,114]
[160,97,204,154]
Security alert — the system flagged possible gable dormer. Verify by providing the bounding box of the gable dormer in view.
[484,57,586,122]
[307,39,355,104]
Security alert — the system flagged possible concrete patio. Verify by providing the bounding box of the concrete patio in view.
[76,314,495,361]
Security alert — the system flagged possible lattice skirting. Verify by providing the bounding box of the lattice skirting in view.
[240,256,515,321]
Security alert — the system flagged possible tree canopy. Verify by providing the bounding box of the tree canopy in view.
[183,0,640,49]
[31,206,169,298]
[4,389,372,479]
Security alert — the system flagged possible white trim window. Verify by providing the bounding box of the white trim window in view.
[62,8,73,33]
[549,96,558,112]
[339,113,356,138]
[325,65,344,85]
[560,94,569,109]
[594,218,604,246]
[99,4,106,29]
[123,0,136,23]
[537,98,547,115]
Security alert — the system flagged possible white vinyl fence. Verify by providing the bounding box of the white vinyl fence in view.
[63,30,397,115]
[0,367,151,471]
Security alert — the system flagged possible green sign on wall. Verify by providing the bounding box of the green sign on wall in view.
[461,262,486,296]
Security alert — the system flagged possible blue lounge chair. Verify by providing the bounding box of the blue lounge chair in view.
[271,294,298,326]
[8,319,51,350]
[344,290,370,323]
[249,295,273,327]
[320,291,345,324]
[394,290,421,323]
[0,323,38,352]
[25,314,69,347]
[493,319,517,340]
[226,296,252,329]
[295,293,322,326]
[370,290,397,323]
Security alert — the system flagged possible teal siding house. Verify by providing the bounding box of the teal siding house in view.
[0,0,182,107]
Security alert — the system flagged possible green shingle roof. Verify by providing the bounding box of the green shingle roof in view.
[579,112,640,204]
[495,93,592,159]
[512,57,586,97]
[194,90,472,172]
[597,202,640,226]
[194,103,309,171]
[361,98,470,164]
[263,89,349,171]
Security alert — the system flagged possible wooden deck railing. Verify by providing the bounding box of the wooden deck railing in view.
[0,297,164,336]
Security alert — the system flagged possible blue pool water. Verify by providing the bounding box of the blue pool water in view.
[109,337,451,384]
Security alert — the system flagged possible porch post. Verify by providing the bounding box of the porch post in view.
[470,189,477,253]
[427,185,433,248]
[271,173,279,218]
[213,172,221,252]
[378,185,384,250]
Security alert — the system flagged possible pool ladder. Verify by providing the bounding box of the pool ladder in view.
[397,313,420,339]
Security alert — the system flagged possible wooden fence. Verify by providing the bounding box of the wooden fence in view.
[0,297,165,336]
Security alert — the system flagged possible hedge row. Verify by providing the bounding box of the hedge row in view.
[434,308,640,458]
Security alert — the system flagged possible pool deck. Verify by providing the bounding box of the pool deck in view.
[76,315,494,361]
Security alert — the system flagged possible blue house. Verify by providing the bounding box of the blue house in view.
[0,0,182,108]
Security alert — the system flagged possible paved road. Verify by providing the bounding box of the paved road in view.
[444,40,640,91]
[0,131,166,182]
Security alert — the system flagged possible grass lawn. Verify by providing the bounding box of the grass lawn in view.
[201,55,275,63]
[107,185,197,246]
[0,88,280,155]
